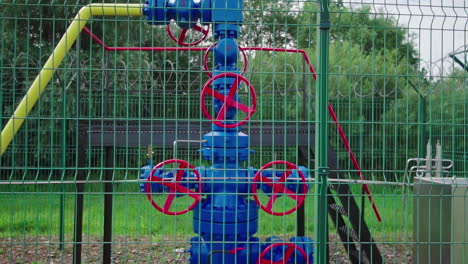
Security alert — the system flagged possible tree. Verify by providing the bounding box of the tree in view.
[240,1,426,179]
[298,3,418,63]
[240,0,301,48]
[381,68,468,177]
[0,0,203,171]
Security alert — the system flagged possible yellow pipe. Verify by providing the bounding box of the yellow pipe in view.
[1,4,143,155]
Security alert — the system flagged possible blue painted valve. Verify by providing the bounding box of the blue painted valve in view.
[139,1,314,263]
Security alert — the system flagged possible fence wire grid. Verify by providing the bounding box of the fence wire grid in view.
[1,0,467,264]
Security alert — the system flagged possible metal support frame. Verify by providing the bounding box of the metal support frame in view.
[76,120,317,263]
[327,147,383,264]
[75,119,384,263]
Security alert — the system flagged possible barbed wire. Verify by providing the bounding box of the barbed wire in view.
[3,44,465,99]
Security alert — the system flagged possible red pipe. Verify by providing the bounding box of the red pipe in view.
[82,27,316,79]
[327,103,382,222]
[82,27,109,49]
[240,47,317,80]
[82,27,208,52]
[81,26,381,221]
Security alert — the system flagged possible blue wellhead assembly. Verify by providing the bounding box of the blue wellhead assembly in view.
[139,1,314,263]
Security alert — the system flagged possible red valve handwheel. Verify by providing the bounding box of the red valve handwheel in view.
[146,159,202,215]
[166,21,209,46]
[252,161,308,216]
[202,43,249,77]
[257,243,311,264]
[200,73,257,128]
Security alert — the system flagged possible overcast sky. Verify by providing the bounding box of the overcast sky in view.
[351,0,467,76]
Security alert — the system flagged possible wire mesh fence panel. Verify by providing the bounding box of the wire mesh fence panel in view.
[0,0,467,264]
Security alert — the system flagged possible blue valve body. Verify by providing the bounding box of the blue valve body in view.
[143,0,242,37]
[139,0,314,262]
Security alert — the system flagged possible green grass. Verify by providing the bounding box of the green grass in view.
[0,183,413,243]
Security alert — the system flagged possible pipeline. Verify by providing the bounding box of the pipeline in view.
[0,3,144,155]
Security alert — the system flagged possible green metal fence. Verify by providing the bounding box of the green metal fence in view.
[1,0,467,263]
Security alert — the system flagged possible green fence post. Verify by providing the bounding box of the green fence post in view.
[315,0,330,263]
[407,78,439,158]
[449,54,468,72]
[59,184,65,250]
[418,95,427,157]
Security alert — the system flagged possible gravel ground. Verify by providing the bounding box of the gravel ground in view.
[0,235,412,263]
